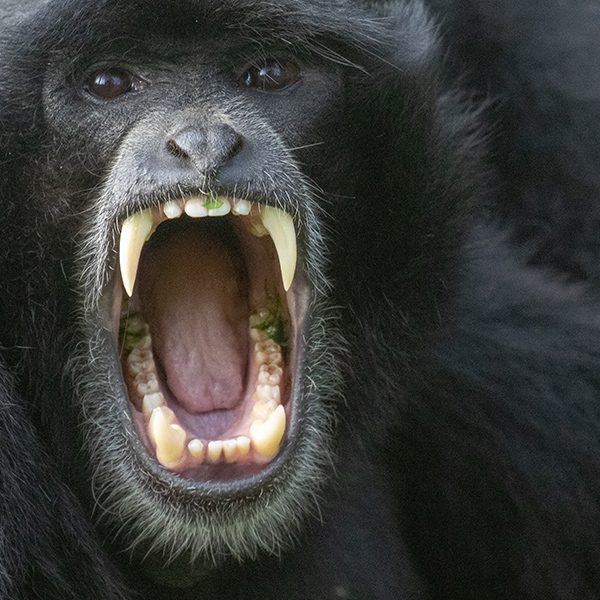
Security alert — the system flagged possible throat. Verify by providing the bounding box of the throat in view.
[138,225,250,413]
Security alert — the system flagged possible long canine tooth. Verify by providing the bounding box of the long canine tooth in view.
[120,210,153,297]
[260,206,297,291]
[148,407,186,467]
[250,405,286,458]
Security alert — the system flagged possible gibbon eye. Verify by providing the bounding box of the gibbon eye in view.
[86,68,143,100]
[242,59,301,91]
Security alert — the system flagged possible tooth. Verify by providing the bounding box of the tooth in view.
[256,384,280,403]
[142,392,166,417]
[252,399,278,419]
[249,327,268,342]
[207,440,223,462]
[205,197,231,216]
[250,405,286,458]
[222,439,238,461]
[258,364,282,386]
[163,201,182,219]
[137,335,152,350]
[184,196,208,217]
[260,206,297,291]
[236,436,250,456]
[120,210,153,297]
[134,371,159,396]
[148,407,186,467]
[126,349,154,376]
[232,199,251,215]
[188,439,204,459]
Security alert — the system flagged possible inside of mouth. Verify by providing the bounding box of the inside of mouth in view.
[119,215,292,480]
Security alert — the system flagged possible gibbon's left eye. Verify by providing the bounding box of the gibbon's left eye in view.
[242,59,301,91]
[85,68,144,100]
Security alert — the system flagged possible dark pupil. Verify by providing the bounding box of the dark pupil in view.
[246,60,294,90]
[90,71,132,99]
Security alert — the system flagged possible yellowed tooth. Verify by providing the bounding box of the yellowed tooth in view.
[126,348,154,376]
[258,364,283,386]
[134,371,159,396]
[119,210,153,297]
[142,392,166,417]
[148,407,186,467]
[249,405,286,458]
[256,383,280,403]
[252,399,278,420]
[207,440,223,462]
[222,439,238,461]
[232,199,251,215]
[188,439,204,459]
[163,201,182,219]
[236,436,250,456]
[184,196,208,217]
[260,206,297,291]
[206,197,231,216]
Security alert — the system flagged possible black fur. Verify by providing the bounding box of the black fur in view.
[0,0,599,599]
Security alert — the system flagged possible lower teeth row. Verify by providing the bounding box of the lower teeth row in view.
[121,312,287,469]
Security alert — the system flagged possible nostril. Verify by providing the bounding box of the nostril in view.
[228,134,243,161]
[166,139,190,160]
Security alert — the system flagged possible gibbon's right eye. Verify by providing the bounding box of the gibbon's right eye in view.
[86,68,144,100]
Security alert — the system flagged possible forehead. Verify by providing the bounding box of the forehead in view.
[30,0,366,48]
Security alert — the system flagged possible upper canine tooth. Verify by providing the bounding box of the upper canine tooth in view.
[260,206,297,291]
[120,210,153,297]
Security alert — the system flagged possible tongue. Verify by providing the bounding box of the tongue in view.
[137,221,249,413]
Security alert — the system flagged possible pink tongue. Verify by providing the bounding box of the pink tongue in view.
[138,226,249,413]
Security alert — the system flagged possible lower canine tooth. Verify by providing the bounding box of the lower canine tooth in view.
[250,405,286,458]
[148,407,186,467]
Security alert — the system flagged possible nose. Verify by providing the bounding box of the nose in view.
[165,123,243,173]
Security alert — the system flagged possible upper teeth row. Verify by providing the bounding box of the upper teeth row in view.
[119,196,297,297]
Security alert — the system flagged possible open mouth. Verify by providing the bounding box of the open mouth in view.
[115,196,304,481]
